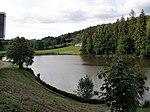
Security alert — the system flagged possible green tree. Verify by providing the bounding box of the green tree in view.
[99,57,148,112]
[134,9,147,55]
[144,21,150,56]
[129,9,136,18]
[117,36,125,55]
[35,40,45,50]
[6,37,34,69]
[81,35,87,54]
[127,9,136,54]
[118,16,127,37]
[76,75,94,100]
[86,36,93,55]
[117,35,134,55]
[93,25,113,55]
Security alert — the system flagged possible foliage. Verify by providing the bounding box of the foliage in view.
[81,35,87,55]
[142,100,150,108]
[1,9,150,57]
[76,75,94,100]
[6,37,34,68]
[79,9,150,57]
[98,57,148,112]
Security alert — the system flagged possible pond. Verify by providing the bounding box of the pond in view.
[30,55,150,101]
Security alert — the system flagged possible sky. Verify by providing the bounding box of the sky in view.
[0,0,150,39]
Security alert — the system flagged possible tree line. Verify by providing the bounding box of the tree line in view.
[0,36,72,51]
[80,9,150,56]
[1,9,150,57]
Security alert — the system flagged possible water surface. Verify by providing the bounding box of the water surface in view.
[30,55,150,101]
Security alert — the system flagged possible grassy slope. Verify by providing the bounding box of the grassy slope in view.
[0,68,150,112]
[0,46,80,56]
[0,61,4,67]
[35,46,80,55]
[0,68,108,112]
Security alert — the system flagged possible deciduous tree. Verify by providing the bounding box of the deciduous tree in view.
[6,37,34,69]
[76,75,94,100]
[99,57,148,112]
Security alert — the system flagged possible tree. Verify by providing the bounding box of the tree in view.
[144,21,150,56]
[76,75,94,100]
[134,9,147,55]
[129,9,136,18]
[117,36,125,55]
[99,57,148,112]
[35,40,45,50]
[81,34,87,55]
[6,37,34,69]
[86,36,93,55]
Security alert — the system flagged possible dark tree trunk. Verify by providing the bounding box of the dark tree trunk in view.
[19,62,23,69]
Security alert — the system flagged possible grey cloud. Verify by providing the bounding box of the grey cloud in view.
[31,16,57,24]
[65,10,87,22]
[140,5,150,14]
[10,12,58,24]
[94,12,125,20]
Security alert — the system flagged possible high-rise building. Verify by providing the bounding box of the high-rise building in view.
[0,12,6,39]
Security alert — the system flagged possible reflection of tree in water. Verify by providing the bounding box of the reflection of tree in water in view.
[80,55,111,66]
[81,55,150,68]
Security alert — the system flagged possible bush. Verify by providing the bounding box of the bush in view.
[76,75,94,100]
[142,100,150,108]
[99,57,148,112]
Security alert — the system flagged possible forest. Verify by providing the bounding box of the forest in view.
[80,9,150,56]
[1,9,150,56]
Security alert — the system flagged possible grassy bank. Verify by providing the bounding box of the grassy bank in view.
[35,46,80,55]
[0,68,108,112]
[0,68,150,112]
[0,61,4,67]
[0,46,80,56]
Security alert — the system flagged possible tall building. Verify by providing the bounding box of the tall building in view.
[0,12,6,39]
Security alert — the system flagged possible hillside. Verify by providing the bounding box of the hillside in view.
[35,46,80,55]
[1,11,150,57]
[0,67,150,112]
[0,68,108,112]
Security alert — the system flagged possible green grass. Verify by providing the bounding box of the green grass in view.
[138,108,150,112]
[35,46,81,55]
[0,68,108,112]
[0,46,80,56]
[0,68,149,112]
[0,61,4,67]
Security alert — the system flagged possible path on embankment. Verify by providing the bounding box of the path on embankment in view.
[0,61,12,69]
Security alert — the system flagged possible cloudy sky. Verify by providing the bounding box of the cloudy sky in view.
[0,0,150,39]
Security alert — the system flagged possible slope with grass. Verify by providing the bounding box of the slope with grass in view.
[0,61,4,67]
[35,46,80,55]
[0,68,108,112]
[0,68,150,112]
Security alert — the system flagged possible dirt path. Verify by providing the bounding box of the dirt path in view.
[0,61,12,69]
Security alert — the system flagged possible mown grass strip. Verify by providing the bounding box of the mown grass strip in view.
[0,61,4,67]
[35,46,81,55]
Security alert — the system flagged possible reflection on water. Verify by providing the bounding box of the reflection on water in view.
[30,55,150,101]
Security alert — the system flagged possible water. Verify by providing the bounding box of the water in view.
[30,55,150,100]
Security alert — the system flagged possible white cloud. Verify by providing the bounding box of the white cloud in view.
[0,0,150,39]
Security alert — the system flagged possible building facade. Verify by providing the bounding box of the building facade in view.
[0,12,6,39]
